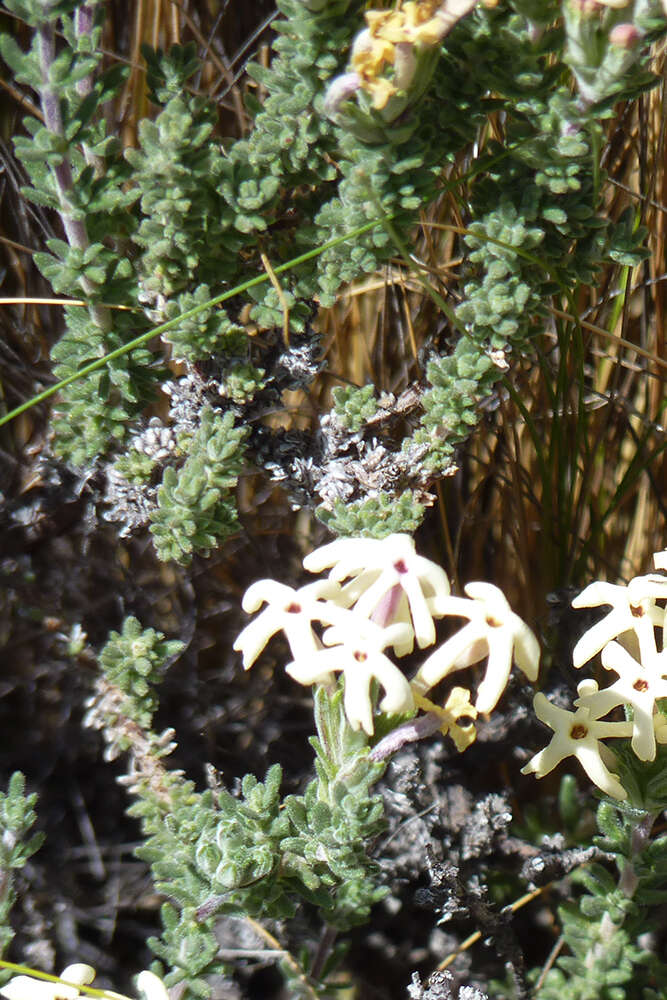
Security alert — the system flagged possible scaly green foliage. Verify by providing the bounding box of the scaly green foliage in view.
[318,490,427,537]
[127,45,241,308]
[106,686,389,997]
[413,8,655,476]
[0,0,162,462]
[331,384,379,431]
[98,617,184,732]
[0,774,44,962]
[150,408,249,565]
[536,778,667,999]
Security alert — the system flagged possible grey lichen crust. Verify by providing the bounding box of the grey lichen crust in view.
[408,972,489,1000]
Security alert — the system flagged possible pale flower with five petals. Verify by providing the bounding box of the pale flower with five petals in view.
[571,574,667,668]
[286,617,415,734]
[521,680,633,800]
[575,640,667,761]
[233,579,346,672]
[411,582,539,713]
[303,532,450,650]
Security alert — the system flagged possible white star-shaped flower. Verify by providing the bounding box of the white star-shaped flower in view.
[411,583,539,713]
[521,680,633,800]
[286,618,415,734]
[303,533,450,649]
[575,640,667,761]
[0,966,97,1000]
[233,579,347,671]
[571,575,667,668]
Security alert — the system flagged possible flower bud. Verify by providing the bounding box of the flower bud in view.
[393,42,418,91]
[609,22,641,47]
[323,72,362,117]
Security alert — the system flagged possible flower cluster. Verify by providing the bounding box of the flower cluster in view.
[522,551,667,800]
[0,965,167,1000]
[323,0,478,121]
[234,534,539,744]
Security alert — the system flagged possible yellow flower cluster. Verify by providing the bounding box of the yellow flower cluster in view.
[350,0,477,109]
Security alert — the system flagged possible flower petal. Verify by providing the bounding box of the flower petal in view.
[412,622,485,692]
[59,969,95,988]
[474,628,513,713]
[136,971,170,1000]
[572,743,627,800]
[654,550,667,570]
[571,580,624,610]
[572,615,626,669]
[511,620,540,682]
[0,966,95,1000]
[0,978,60,1000]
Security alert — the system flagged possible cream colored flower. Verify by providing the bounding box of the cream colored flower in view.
[286,618,415,734]
[135,971,170,1000]
[0,963,170,1000]
[0,966,96,1000]
[521,680,633,800]
[575,640,667,761]
[412,583,539,713]
[653,549,667,571]
[233,579,346,671]
[571,575,667,668]
[303,533,450,649]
